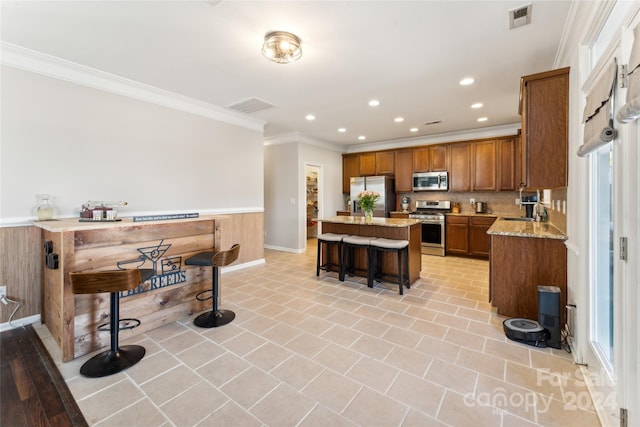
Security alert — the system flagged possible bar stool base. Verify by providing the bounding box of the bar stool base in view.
[80,345,145,378]
[194,309,236,328]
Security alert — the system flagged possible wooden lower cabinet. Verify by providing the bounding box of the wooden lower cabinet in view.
[446,215,495,258]
[490,235,567,324]
[390,212,410,219]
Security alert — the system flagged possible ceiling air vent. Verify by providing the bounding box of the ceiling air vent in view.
[227,97,275,114]
[509,3,532,29]
[424,120,442,126]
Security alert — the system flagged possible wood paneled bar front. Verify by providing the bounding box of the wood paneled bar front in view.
[319,217,422,285]
[34,215,233,362]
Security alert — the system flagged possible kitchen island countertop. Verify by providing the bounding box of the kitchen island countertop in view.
[319,216,421,227]
[488,217,567,240]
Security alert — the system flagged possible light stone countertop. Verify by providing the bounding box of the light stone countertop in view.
[319,216,421,227]
[487,217,567,240]
[32,214,221,232]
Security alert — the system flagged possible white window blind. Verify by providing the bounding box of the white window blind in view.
[616,23,640,123]
[579,61,618,157]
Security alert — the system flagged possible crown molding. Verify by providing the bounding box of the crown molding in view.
[264,132,344,152]
[0,42,266,132]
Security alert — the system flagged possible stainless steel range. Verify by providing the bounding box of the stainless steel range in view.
[409,200,451,256]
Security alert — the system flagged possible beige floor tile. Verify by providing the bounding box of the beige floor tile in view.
[349,334,394,360]
[354,303,388,320]
[302,369,362,413]
[342,386,408,427]
[161,381,228,427]
[467,319,508,341]
[535,394,601,426]
[425,358,478,395]
[199,401,261,427]
[94,398,168,427]
[379,311,416,328]
[444,328,486,352]
[67,370,126,401]
[401,409,448,426]
[298,404,359,427]
[320,324,362,347]
[475,374,539,423]
[504,361,564,400]
[196,352,249,387]
[484,338,531,366]
[127,350,180,384]
[382,325,423,349]
[144,321,189,342]
[261,323,302,345]
[271,354,324,390]
[285,332,330,358]
[238,314,279,333]
[157,329,207,355]
[352,317,391,337]
[141,365,202,405]
[326,309,362,327]
[437,390,502,427]
[77,379,145,425]
[409,319,448,339]
[384,345,433,377]
[175,339,226,370]
[200,322,244,343]
[387,372,446,417]
[433,312,470,331]
[457,348,505,380]
[250,383,316,426]
[243,341,294,372]
[313,343,362,374]
[346,356,399,393]
[221,331,267,356]
[296,316,333,335]
[220,366,279,408]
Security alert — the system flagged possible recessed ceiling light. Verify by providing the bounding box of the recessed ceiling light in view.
[410,128,419,132]
[394,117,404,123]
[368,99,380,107]
[459,77,475,86]
[358,135,366,140]
[305,114,315,121]
[477,117,488,122]
[338,127,346,133]
[471,102,483,109]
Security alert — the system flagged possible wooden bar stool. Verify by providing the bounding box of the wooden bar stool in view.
[185,244,240,328]
[70,268,155,377]
[369,238,410,295]
[316,233,349,279]
[341,235,374,285]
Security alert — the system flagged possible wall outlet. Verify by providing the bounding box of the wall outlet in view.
[515,198,520,205]
[0,286,6,300]
[470,198,475,205]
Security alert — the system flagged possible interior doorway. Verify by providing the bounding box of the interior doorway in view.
[305,164,321,239]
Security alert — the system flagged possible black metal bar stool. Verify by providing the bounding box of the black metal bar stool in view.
[369,238,410,295]
[185,244,240,328]
[316,233,349,279]
[70,268,155,377]
[341,235,374,285]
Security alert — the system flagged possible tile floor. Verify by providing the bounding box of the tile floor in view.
[35,243,601,427]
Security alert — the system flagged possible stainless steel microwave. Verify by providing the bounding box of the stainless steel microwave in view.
[412,171,448,191]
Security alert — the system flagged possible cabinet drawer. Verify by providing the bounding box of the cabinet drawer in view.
[446,216,469,225]
[470,216,496,227]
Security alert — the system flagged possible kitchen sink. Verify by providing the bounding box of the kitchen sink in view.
[502,217,535,222]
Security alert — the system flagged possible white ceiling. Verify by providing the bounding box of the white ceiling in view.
[0,1,572,148]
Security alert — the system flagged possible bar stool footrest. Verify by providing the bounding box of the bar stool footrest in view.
[97,318,141,332]
[80,345,145,378]
[195,290,213,301]
[194,309,236,328]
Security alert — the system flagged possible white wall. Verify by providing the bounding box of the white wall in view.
[0,66,264,223]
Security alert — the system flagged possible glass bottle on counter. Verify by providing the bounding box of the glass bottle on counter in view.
[36,194,54,221]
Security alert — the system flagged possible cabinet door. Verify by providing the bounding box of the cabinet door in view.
[446,216,469,255]
[343,155,359,193]
[395,150,413,192]
[375,152,395,175]
[469,217,496,258]
[520,68,569,189]
[472,140,497,191]
[429,146,448,171]
[359,153,376,176]
[498,137,519,191]
[413,148,429,172]
[449,143,471,192]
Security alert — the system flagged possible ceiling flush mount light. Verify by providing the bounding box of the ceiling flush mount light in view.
[305,114,315,121]
[410,127,419,132]
[338,128,347,133]
[262,31,302,64]
[358,135,366,140]
[477,117,488,122]
[471,102,483,109]
[368,99,380,107]
[394,117,404,123]
[459,77,475,86]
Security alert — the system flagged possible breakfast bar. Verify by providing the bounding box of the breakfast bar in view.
[34,215,228,362]
[319,216,422,286]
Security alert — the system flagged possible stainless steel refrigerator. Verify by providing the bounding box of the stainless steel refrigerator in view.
[349,176,395,217]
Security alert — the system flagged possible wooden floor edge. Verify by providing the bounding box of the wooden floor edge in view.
[25,325,88,427]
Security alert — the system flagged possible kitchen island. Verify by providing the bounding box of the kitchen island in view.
[487,218,568,323]
[34,215,226,361]
[319,216,422,286]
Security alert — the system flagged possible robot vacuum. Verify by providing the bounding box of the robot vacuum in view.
[503,318,549,348]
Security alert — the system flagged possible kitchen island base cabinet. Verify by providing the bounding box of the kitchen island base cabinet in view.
[490,235,567,325]
[320,218,421,286]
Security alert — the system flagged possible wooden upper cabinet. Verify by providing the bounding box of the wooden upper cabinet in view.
[342,154,359,193]
[520,67,569,189]
[449,143,471,192]
[359,153,376,176]
[413,146,448,172]
[472,140,497,191]
[498,137,519,191]
[375,151,395,175]
[394,150,413,192]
